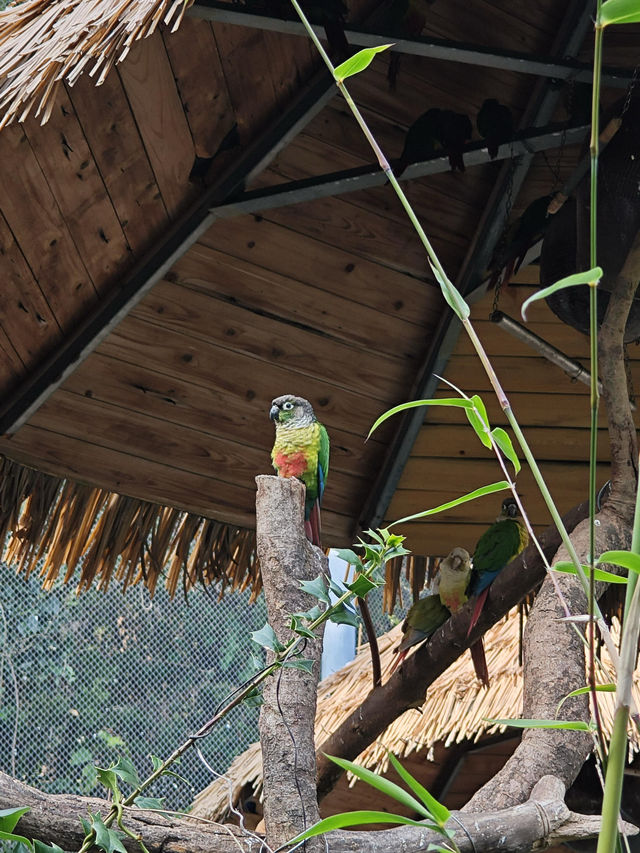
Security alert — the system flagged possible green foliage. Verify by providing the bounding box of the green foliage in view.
[487,718,596,732]
[285,753,457,849]
[552,561,628,584]
[600,0,640,25]
[334,45,393,81]
[390,481,510,526]
[520,267,603,321]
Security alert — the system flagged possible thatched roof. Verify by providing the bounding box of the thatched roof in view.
[0,455,258,596]
[0,0,187,127]
[191,609,640,821]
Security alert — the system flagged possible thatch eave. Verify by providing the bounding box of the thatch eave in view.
[0,0,189,127]
[191,609,640,822]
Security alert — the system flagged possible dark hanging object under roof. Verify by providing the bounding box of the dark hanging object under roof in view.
[539,93,640,343]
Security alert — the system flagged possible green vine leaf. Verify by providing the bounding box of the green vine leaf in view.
[251,623,285,652]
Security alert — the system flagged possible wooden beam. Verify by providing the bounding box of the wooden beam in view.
[189,1,632,89]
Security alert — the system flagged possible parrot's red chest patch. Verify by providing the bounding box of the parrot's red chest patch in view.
[274,450,309,478]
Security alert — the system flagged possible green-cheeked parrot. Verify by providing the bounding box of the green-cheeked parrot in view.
[390,547,471,673]
[468,497,529,636]
[437,546,488,687]
[270,394,330,547]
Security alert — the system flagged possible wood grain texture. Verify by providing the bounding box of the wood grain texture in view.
[173,242,437,359]
[199,215,442,327]
[132,279,414,399]
[23,88,132,291]
[0,123,96,329]
[68,71,169,256]
[0,209,60,370]
[118,30,195,218]
[62,352,382,477]
[162,17,236,158]
[0,423,354,540]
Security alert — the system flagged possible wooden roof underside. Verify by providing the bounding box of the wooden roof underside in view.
[0,0,638,589]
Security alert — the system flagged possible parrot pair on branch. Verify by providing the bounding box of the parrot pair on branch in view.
[392,498,528,686]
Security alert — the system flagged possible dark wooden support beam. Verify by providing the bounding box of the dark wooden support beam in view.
[209,122,588,220]
[360,0,596,533]
[189,0,632,89]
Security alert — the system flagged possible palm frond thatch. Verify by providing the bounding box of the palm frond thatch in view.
[0,0,189,127]
[0,455,259,596]
[191,609,640,822]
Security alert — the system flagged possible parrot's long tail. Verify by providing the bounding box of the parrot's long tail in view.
[469,639,489,688]
[467,587,490,637]
[388,648,407,675]
[305,501,322,548]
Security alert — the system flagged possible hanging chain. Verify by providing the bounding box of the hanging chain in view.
[491,149,516,316]
[621,63,640,119]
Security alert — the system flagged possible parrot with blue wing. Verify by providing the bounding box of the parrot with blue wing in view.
[270,395,330,547]
[468,497,528,636]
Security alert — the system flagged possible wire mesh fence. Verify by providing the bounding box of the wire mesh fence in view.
[0,566,267,810]
[0,555,400,821]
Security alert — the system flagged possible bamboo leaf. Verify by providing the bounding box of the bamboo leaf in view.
[487,717,596,731]
[556,684,616,714]
[334,45,394,81]
[598,550,640,575]
[521,267,603,321]
[601,0,640,25]
[391,481,510,526]
[387,752,450,825]
[428,258,470,320]
[325,754,432,818]
[552,561,627,584]
[491,427,521,474]
[286,810,433,845]
[368,399,473,438]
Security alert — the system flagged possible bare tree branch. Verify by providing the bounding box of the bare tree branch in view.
[2,770,635,853]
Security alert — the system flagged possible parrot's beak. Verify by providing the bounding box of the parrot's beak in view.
[269,405,280,422]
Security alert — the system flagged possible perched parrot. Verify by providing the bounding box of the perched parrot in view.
[438,110,473,173]
[476,98,514,160]
[390,547,471,673]
[269,394,329,547]
[437,546,489,687]
[467,497,529,636]
[397,108,472,177]
[488,194,553,290]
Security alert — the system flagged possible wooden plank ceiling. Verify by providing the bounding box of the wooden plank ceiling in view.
[0,0,636,562]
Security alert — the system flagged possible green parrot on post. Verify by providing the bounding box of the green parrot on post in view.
[468,497,529,636]
[269,394,330,547]
[390,547,471,673]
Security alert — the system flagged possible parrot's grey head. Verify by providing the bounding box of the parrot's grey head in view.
[444,546,471,573]
[269,395,316,427]
[499,497,520,520]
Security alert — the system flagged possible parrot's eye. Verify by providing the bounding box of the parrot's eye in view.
[282,402,294,411]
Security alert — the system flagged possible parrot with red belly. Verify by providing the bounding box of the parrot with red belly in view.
[270,395,330,547]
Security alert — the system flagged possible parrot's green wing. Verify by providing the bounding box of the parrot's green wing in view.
[397,594,450,653]
[318,422,330,501]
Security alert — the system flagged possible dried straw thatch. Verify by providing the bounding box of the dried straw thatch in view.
[0,455,259,597]
[191,608,640,821]
[0,0,190,127]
